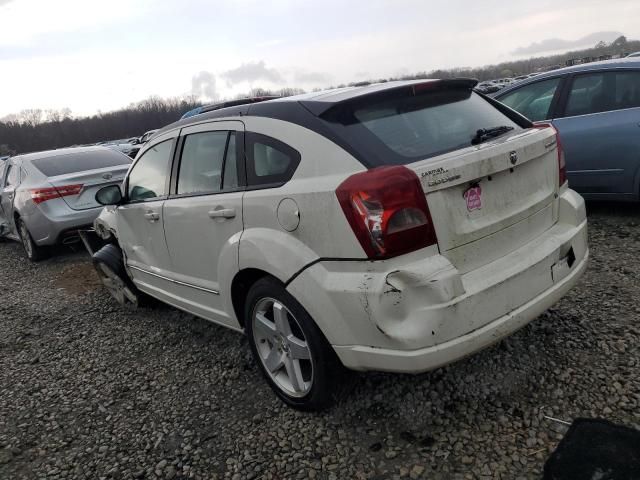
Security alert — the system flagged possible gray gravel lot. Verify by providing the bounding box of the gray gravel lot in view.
[1,203,639,480]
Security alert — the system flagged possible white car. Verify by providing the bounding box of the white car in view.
[90,80,588,410]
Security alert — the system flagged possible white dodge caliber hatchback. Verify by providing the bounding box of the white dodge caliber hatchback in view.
[91,79,588,410]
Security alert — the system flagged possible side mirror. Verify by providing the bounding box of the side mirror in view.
[95,184,123,206]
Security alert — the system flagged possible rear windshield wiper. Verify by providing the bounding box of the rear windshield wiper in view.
[471,126,514,145]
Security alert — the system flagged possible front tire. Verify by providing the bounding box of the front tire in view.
[17,218,48,262]
[92,244,144,307]
[245,277,343,411]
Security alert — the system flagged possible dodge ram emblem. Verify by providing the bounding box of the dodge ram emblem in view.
[510,151,518,165]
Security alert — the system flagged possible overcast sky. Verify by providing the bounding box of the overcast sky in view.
[1,0,639,118]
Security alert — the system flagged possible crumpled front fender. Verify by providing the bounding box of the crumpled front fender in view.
[94,206,119,241]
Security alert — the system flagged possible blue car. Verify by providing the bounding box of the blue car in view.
[180,106,204,120]
[494,58,640,201]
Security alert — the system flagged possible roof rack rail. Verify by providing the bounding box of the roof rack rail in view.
[181,96,281,119]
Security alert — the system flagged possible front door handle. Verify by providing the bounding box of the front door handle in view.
[208,208,236,219]
[144,211,160,222]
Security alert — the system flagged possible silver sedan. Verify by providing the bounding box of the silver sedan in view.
[0,146,131,261]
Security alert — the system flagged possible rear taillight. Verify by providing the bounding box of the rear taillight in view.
[30,184,83,204]
[535,123,567,188]
[336,166,437,259]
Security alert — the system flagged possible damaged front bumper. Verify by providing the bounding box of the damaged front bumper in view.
[287,189,588,373]
[78,229,107,256]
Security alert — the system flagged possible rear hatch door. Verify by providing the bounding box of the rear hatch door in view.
[409,128,559,273]
[314,80,559,272]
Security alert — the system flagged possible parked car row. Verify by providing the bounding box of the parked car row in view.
[70,128,160,159]
[475,73,542,93]
[1,79,591,411]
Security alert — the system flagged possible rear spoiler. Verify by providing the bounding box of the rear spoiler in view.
[301,78,480,116]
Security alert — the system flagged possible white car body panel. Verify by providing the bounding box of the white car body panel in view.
[161,120,244,326]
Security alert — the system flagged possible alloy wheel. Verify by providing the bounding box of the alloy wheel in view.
[251,297,313,398]
[18,221,33,258]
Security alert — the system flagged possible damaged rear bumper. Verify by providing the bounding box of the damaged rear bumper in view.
[333,247,587,373]
[287,189,588,373]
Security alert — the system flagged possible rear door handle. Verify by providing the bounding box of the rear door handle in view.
[144,211,160,221]
[208,208,236,219]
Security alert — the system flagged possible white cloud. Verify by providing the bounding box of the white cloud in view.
[0,0,151,46]
[191,71,218,102]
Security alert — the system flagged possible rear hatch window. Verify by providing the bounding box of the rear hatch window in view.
[32,150,131,177]
[320,87,522,166]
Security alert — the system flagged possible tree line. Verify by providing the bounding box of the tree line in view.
[0,97,200,156]
[1,36,637,156]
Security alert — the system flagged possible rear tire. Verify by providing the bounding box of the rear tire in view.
[92,244,148,307]
[17,218,49,262]
[245,277,344,411]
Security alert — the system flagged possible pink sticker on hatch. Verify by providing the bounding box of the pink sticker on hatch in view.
[464,185,482,211]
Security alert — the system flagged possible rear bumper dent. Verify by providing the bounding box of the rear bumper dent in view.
[333,247,588,373]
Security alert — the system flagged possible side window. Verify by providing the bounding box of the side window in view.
[177,131,237,195]
[499,77,562,122]
[565,73,615,117]
[5,165,19,187]
[246,133,300,187]
[127,140,173,201]
[615,71,640,110]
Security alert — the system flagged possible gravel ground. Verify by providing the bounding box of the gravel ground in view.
[1,202,639,480]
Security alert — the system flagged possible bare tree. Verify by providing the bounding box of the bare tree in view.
[19,109,43,126]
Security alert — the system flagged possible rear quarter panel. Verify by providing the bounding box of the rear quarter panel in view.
[239,117,367,285]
